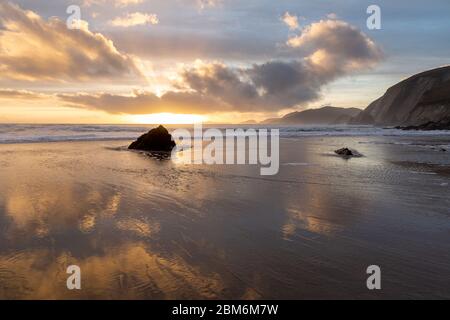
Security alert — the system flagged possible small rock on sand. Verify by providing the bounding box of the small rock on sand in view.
[334,147,362,158]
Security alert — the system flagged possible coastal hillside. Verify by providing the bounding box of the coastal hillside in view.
[263,106,361,125]
[351,66,450,126]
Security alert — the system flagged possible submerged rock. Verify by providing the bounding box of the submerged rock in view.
[334,147,362,158]
[129,125,176,152]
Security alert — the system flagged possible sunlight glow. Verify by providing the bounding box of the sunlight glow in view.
[126,113,207,124]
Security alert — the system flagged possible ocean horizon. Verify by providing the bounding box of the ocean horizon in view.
[1,123,450,145]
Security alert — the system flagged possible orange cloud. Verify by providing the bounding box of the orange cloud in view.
[58,90,227,114]
[281,12,300,30]
[0,3,144,83]
[0,89,48,100]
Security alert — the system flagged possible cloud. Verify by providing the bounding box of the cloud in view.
[282,12,300,30]
[0,89,48,100]
[326,13,339,20]
[83,0,145,8]
[58,90,226,114]
[58,19,382,114]
[247,61,321,108]
[178,62,260,110]
[173,19,382,111]
[115,0,145,7]
[197,0,221,10]
[172,60,317,112]
[2,12,381,116]
[109,12,159,27]
[57,61,315,113]
[0,2,144,83]
[287,19,383,75]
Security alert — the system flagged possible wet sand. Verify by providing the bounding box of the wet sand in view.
[0,136,449,299]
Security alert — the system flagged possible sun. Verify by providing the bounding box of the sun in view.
[126,113,207,124]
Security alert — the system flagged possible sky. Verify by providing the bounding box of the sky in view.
[0,0,449,124]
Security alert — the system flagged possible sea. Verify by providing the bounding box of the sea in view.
[1,123,449,144]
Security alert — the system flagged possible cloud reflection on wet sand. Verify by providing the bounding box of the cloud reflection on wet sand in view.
[0,138,449,299]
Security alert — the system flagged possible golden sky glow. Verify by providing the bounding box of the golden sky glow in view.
[0,1,448,124]
[126,113,207,124]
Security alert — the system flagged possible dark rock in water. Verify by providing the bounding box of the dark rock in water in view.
[129,125,176,152]
[334,147,362,158]
[397,118,450,131]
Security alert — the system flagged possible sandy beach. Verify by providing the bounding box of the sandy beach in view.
[0,131,449,299]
